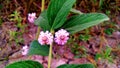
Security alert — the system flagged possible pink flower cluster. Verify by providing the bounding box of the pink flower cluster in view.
[38,29,69,45]
[22,45,29,56]
[54,29,69,45]
[28,13,37,23]
[38,31,53,45]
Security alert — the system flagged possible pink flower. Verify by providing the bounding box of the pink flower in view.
[54,29,69,45]
[22,45,29,56]
[38,31,53,45]
[28,13,37,23]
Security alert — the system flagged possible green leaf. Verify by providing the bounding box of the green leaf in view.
[28,40,49,56]
[47,0,76,29]
[104,28,115,35]
[57,64,95,68]
[104,46,112,58]
[99,0,104,9]
[35,10,51,31]
[95,53,102,60]
[5,60,43,68]
[63,13,109,34]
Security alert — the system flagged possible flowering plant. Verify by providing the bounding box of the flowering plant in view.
[28,13,37,23]
[5,0,109,68]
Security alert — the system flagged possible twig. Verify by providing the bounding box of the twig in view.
[35,0,45,40]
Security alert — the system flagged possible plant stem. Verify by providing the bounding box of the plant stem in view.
[36,27,40,39]
[35,0,45,40]
[48,30,54,68]
[41,0,45,11]
[48,43,53,68]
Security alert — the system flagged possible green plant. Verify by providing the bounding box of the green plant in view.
[105,10,111,16]
[99,0,104,9]
[28,40,49,56]
[10,10,23,28]
[9,30,18,41]
[73,45,87,58]
[68,38,87,58]
[5,60,94,68]
[71,43,81,55]
[104,28,115,35]
[15,38,24,44]
[10,11,27,33]
[57,64,94,68]
[5,60,44,68]
[9,30,24,45]
[5,0,109,68]
[10,11,22,23]
[9,10,26,45]
[79,34,91,41]
[95,46,113,62]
